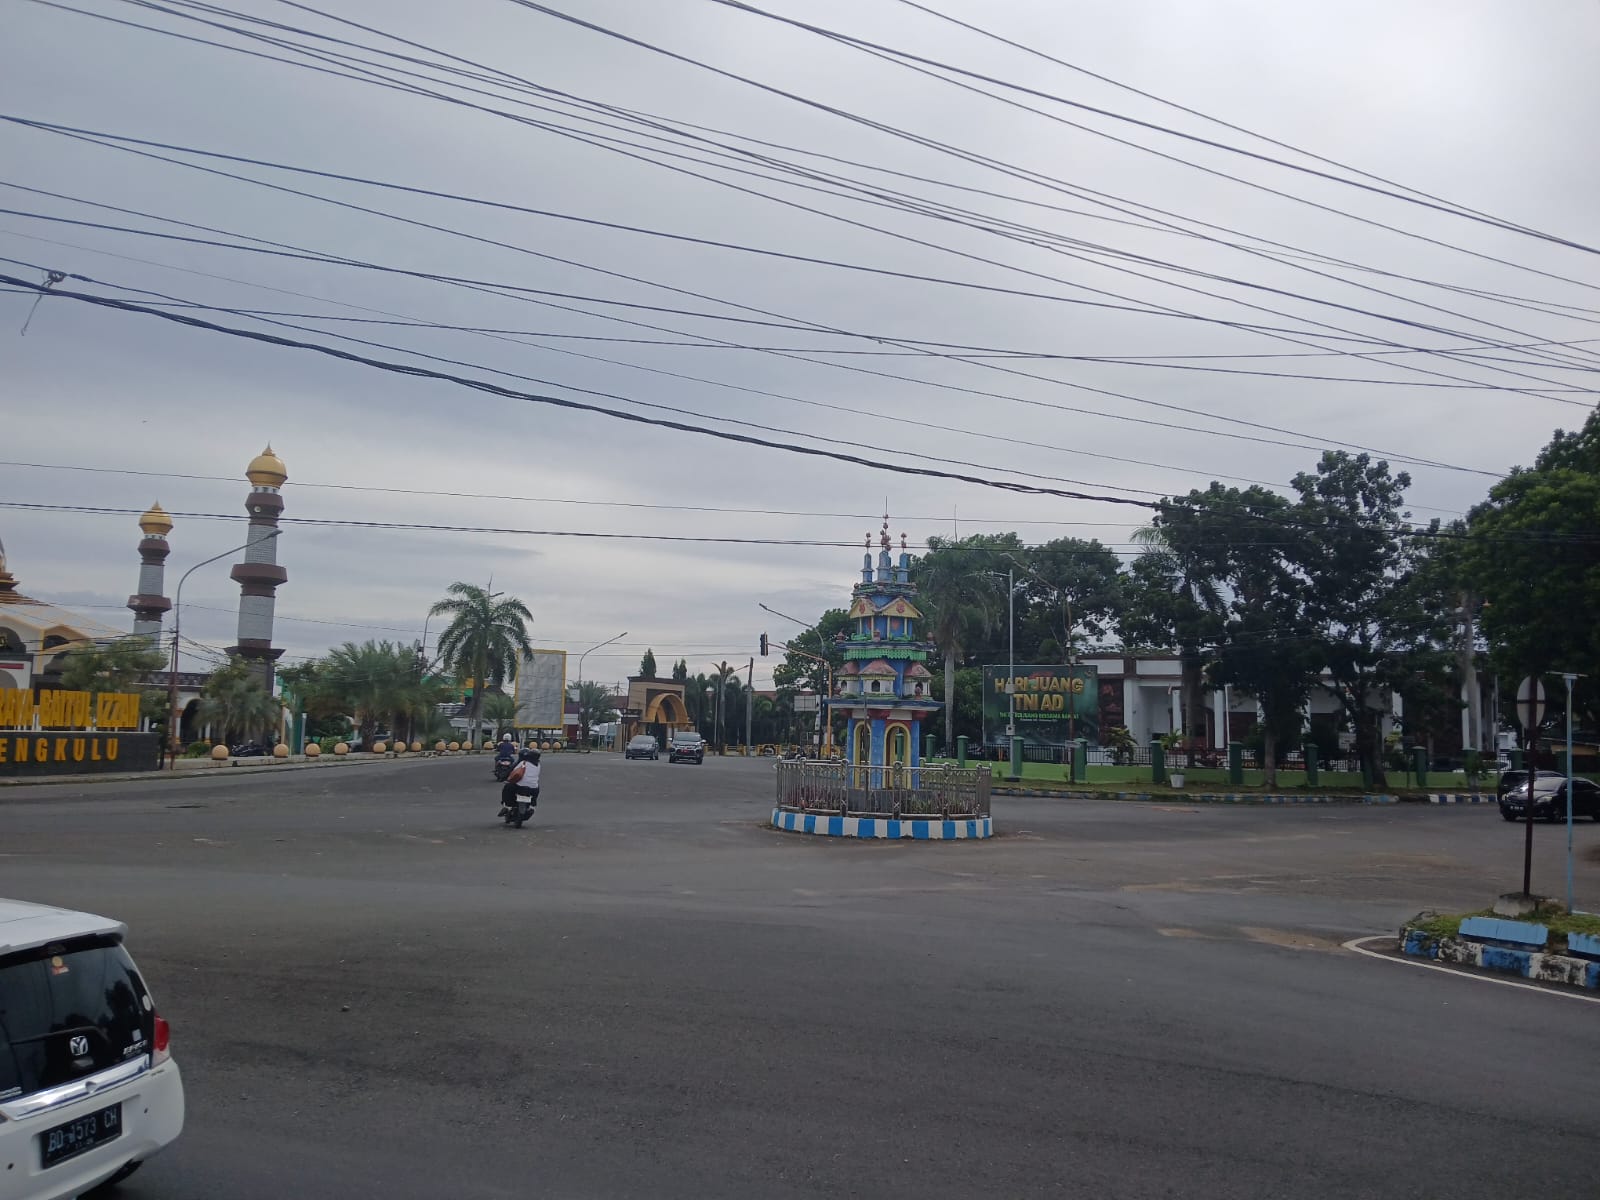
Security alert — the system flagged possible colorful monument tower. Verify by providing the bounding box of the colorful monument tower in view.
[827,517,941,782]
[126,502,173,639]
[228,445,288,686]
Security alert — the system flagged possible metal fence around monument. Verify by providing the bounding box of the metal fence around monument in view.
[775,761,991,818]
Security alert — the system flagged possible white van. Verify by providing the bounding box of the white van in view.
[0,899,184,1199]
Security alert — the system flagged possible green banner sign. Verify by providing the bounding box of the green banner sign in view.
[981,665,1099,749]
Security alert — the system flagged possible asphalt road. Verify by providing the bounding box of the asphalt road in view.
[3,755,1597,1198]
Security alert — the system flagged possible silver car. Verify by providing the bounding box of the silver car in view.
[0,899,185,1199]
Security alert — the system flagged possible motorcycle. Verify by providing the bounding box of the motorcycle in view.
[493,755,516,783]
[501,790,536,828]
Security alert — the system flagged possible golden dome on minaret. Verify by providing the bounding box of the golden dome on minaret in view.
[245,445,288,488]
[138,501,173,537]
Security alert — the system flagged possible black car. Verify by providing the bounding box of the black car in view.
[668,732,704,764]
[625,736,659,760]
[1496,768,1564,798]
[1499,776,1600,822]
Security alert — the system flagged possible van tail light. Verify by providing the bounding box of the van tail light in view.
[152,1015,171,1065]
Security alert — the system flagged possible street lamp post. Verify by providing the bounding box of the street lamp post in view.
[704,685,714,742]
[576,631,627,747]
[166,531,279,768]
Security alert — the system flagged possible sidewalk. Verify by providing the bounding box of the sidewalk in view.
[0,752,445,790]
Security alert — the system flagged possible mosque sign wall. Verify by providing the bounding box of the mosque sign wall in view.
[0,688,161,776]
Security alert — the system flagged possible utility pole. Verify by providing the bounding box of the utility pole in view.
[745,657,754,751]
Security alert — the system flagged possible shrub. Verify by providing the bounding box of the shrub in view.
[184,740,212,758]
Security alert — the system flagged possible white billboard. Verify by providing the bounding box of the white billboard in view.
[514,649,568,730]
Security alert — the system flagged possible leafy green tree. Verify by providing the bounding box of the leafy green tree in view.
[915,534,1017,751]
[639,648,658,679]
[1016,538,1123,662]
[566,679,617,744]
[59,634,168,725]
[1190,485,1321,786]
[1291,453,1448,787]
[1466,408,1600,729]
[199,656,282,745]
[428,583,534,748]
[671,659,688,683]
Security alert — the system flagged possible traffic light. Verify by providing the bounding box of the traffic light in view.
[759,632,769,656]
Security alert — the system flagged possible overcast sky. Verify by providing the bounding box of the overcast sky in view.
[3,0,1597,689]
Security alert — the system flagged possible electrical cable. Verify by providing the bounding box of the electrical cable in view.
[0,201,1497,474]
[704,0,1600,255]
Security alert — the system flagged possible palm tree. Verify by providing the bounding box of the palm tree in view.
[482,692,518,740]
[566,680,617,745]
[313,641,419,747]
[710,660,738,749]
[198,656,283,745]
[914,537,1001,753]
[428,583,534,748]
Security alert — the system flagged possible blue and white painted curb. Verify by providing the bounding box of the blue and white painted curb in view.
[1427,793,1494,804]
[1400,929,1600,991]
[771,808,993,840]
[992,788,1397,805]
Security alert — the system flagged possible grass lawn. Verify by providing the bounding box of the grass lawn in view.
[925,759,1372,790]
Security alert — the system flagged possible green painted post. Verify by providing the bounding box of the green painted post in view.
[1228,742,1244,787]
[924,733,936,763]
[1151,738,1166,786]
[1360,751,1375,790]
[1508,748,1524,771]
[956,735,968,767]
[1073,738,1088,783]
[1304,743,1319,787]
[1413,747,1428,789]
[1009,735,1022,781]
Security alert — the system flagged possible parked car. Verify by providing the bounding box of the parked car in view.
[1498,776,1600,822]
[624,735,659,761]
[668,731,704,765]
[0,898,185,1199]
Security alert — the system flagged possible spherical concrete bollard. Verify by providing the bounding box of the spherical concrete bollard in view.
[334,742,349,756]
[372,741,387,755]
[435,740,447,753]
[409,741,422,753]
[447,741,461,753]
[210,744,229,762]
[483,740,494,751]
[393,741,406,755]
[305,743,322,758]
[272,743,289,759]
[553,740,564,751]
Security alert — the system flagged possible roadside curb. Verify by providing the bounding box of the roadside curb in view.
[0,754,430,790]
[1427,793,1494,804]
[771,808,993,840]
[990,787,1398,805]
[1400,928,1600,991]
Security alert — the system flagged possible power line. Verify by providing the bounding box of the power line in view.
[30,1,1600,399]
[703,0,1600,256]
[0,195,1504,475]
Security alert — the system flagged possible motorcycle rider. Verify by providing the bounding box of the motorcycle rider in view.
[494,734,518,766]
[500,747,541,817]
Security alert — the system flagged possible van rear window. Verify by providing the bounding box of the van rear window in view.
[0,936,153,1101]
